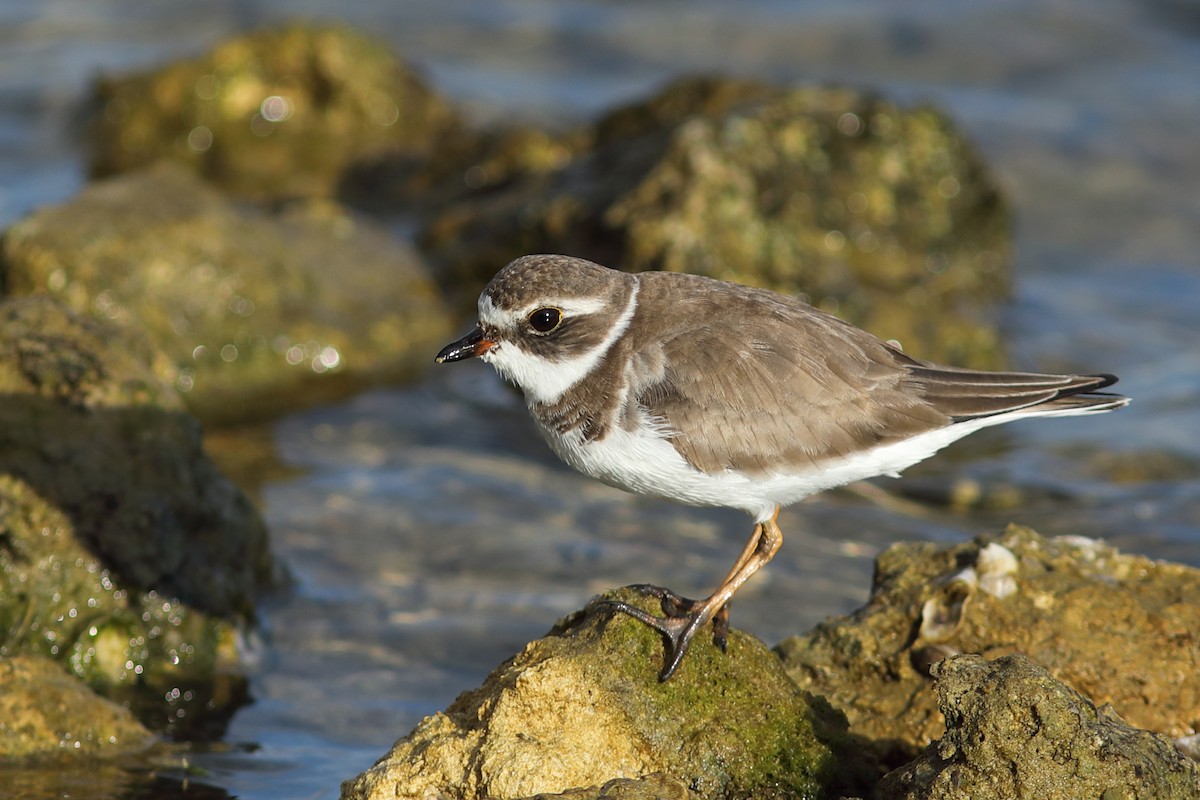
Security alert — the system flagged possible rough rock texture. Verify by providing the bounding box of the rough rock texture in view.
[878,654,1200,800]
[522,773,697,800]
[0,297,264,736]
[341,589,875,800]
[0,654,155,760]
[777,525,1200,769]
[0,163,452,425]
[87,22,465,200]
[423,76,1010,368]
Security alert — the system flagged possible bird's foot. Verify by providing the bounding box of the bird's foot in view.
[595,583,730,681]
[623,583,731,652]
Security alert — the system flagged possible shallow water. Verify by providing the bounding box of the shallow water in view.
[2,1,1198,797]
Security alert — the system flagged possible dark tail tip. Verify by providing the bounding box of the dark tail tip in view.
[1088,373,1120,391]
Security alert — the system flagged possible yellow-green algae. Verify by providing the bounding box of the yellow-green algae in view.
[87,22,464,199]
[0,475,243,736]
[0,653,155,760]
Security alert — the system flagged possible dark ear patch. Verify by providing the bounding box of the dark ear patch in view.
[517,314,607,360]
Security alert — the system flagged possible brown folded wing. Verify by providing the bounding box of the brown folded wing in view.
[629,274,1123,476]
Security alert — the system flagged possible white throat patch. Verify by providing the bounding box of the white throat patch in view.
[480,278,641,405]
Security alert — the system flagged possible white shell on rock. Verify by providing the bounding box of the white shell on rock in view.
[976,543,1019,599]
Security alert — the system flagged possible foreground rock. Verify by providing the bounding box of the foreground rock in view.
[342,589,875,800]
[777,525,1200,769]
[343,529,1199,799]
[87,22,465,200]
[0,296,269,737]
[879,654,1200,800]
[423,76,1011,368]
[0,164,451,425]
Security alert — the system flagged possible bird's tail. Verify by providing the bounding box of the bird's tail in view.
[904,366,1130,422]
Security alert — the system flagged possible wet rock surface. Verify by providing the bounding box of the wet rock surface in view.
[341,587,875,800]
[423,76,1011,368]
[87,22,465,200]
[878,654,1200,800]
[0,653,155,760]
[776,525,1200,769]
[0,296,266,738]
[0,163,452,426]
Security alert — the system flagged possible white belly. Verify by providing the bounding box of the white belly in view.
[534,408,1071,523]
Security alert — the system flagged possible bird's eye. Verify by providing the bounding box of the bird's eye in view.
[527,307,562,334]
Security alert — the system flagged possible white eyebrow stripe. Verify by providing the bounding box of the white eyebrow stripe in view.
[479,294,616,328]
[522,296,609,316]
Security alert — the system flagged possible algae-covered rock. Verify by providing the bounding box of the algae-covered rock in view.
[0,654,155,760]
[0,295,272,615]
[0,296,266,736]
[423,76,1010,368]
[0,163,452,425]
[0,475,249,737]
[87,22,465,200]
[878,654,1200,800]
[776,525,1200,768]
[342,589,874,800]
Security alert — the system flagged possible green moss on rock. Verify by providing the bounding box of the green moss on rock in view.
[0,654,155,760]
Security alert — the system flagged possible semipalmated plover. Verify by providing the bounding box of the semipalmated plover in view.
[436,254,1129,679]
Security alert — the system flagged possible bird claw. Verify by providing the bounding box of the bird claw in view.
[711,604,730,653]
[595,584,732,680]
